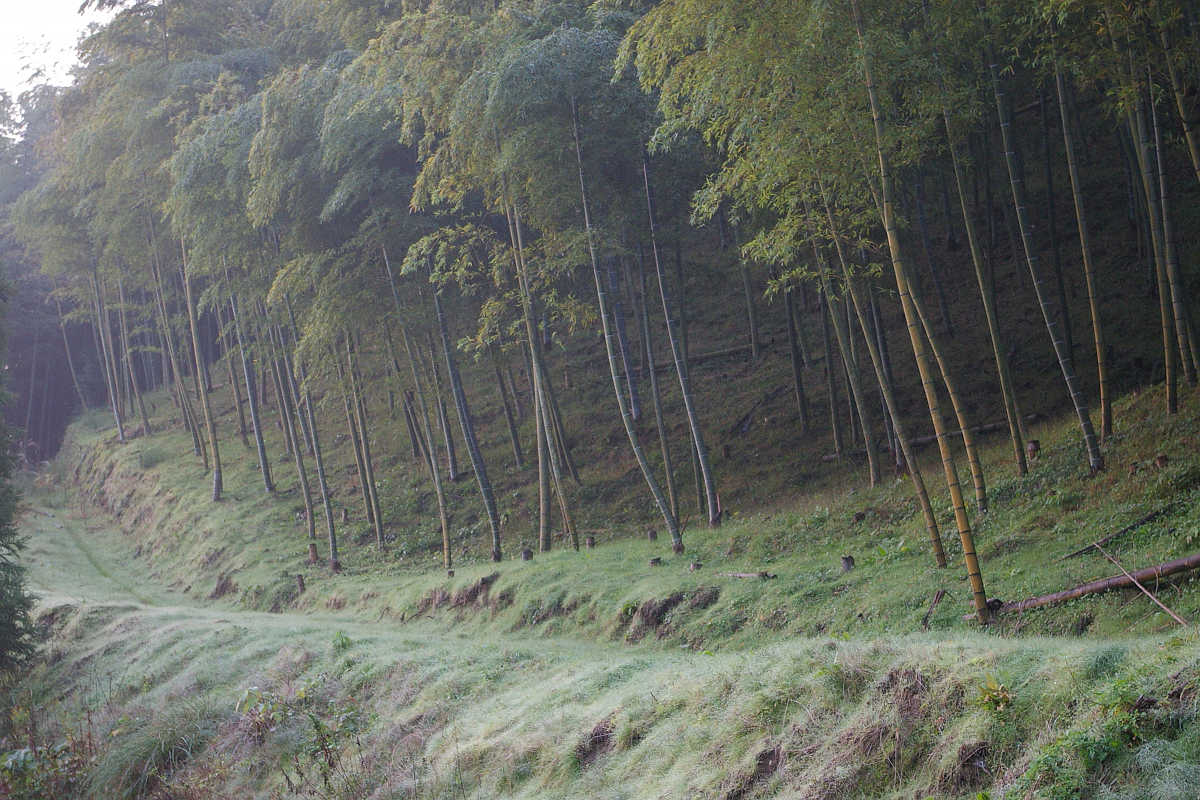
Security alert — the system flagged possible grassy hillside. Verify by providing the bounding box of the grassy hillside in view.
[53,374,1200,643]
[1,374,1198,797]
[5,479,1200,800]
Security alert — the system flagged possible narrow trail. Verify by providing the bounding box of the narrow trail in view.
[15,487,680,671]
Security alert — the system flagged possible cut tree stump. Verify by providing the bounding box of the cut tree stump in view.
[922,589,946,630]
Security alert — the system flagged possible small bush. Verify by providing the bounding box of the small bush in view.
[331,631,353,654]
[90,699,222,799]
[137,447,168,470]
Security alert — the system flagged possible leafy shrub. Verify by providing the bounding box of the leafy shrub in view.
[137,447,168,470]
[976,675,1013,713]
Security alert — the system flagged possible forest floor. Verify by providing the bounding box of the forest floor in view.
[3,383,1200,798]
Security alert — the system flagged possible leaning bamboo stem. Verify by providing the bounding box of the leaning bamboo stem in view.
[852,0,988,621]
[572,97,674,551]
[985,12,1104,472]
[643,149,720,529]
[817,192,946,566]
[1052,50,1112,441]
[180,241,222,501]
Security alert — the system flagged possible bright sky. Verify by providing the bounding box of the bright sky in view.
[0,0,114,100]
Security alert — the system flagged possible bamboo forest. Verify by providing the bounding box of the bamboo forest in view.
[2,0,1200,797]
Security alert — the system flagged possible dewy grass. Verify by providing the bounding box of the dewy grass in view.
[89,698,222,799]
[9,363,1200,797]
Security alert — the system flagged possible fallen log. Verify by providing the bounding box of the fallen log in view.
[1093,543,1188,626]
[1059,503,1181,560]
[969,552,1200,619]
[718,571,777,579]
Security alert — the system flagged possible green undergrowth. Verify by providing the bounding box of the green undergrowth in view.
[12,322,1200,798]
[52,381,1200,643]
[5,565,1200,799]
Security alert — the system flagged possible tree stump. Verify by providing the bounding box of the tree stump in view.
[521,547,534,561]
[295,574,306,595]
[647,529,658,542]
[585,535,596,549]
[841,555,855,572]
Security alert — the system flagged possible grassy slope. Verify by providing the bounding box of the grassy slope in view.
[8,486,1200,800]
[2,379,1198,798]
[57,378,1200,643]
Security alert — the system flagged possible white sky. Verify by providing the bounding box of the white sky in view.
[0,0,115,100]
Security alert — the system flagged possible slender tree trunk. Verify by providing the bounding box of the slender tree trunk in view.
[116,273,152,436]
[638,246,679,521]
[380,245,453,571]
[504,205,576,549]
[282,295,338,569]
[1053,52,1112,440]
[180,242,221,500]
[277,323,315,455]
[807,208,879,487]
[915,170,953,334]
[101,278,127,419]
[853,0,988,621]
[23,332,39,451]
[402,390,425,462]
[572,97,674,551]
[609,256,641,421]
[1117,31,1178,414]
[1159,17,1200,187]
[268,333,316,563]
[536,398,552,551]
[227,287,273,493]
[867,286,900,469]
[820,289,843,456]
[433,287,502,561]
[491,346,524,468]
[944,120,1028,474]
[265,322,292,457]
[1151,74,1198,386]
[987,30,1104,472]
[334,346,374,527]
[346,335,385,548]
[218,302,249,447]
[791,287,812,368]
[785,286,811,431]
[643,148,720,529]
[907,267,989,510]
[426,330,461,482]
[506,361,526,422]
[537,355,580,484]
[53,292,88,412]
[846,272,946,566]
[401,324,452,573]
[732,227,760,362]
[92,272,125,442]
[1040,90,1075,369]
[149,257,202,461]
